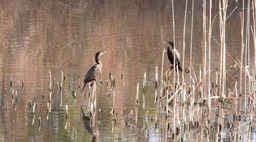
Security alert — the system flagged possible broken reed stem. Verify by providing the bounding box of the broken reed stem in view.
[143,72,146,89]
[166,90,169,116]
[47,92,52,113]
[135,105,139,124]
[61,71,64,89]
[60,90,63,107]
[143,72,146,108]
[234,81,240,140]
[113,90,116,110]
[160,49,166,98]
[155,66,158,104]
[78,75,80,89]
[49,70,52,91]
[136,83,139,105]
[135,83,139,124]
[91,83,97,127]
[165,90,169,142]
[215,71,218,97]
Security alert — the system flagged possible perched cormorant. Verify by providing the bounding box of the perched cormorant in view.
[82,51,107,93]
[167,41,182,72]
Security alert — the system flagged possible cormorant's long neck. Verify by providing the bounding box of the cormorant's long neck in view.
[95,56,102,65]
[168,44,174,51]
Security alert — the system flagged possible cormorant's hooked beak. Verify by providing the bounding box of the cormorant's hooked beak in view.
[100,51,107,57]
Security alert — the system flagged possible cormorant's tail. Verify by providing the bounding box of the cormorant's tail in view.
[81,82,87,93]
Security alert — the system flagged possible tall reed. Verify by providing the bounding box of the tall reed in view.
[251,1,256,140]
[171,0,177,137]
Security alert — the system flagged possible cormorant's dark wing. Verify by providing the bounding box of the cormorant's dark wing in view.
[84,64,98,82]
[82,64,101,92]
[167,47,174,65]
[167,46,182,72]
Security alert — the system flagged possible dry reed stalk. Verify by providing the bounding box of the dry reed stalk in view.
[155,66,158,104]
[199,65,202,101]
[219,0,228,98]
[160,49,166,124]
[91,83,97,127]
[234,81,240,140]
[171,0,177,137]
[136,83,139,105]
[142,92,145,109]
[244,0,251,120]
[207,0,213,125]
[251,1,256,140]
[238,5,244,141]
[60,90,63,107]
[60,71,64,89]
[202,0,207,100]
[218,2,223,98]
[165,90,169,141]
[182,0,188,130]
[143,72,146,108]
[182,0,188,84]
[113,90,116,110]
[217,1,229,141]
[189,0,194,87]
[49,70,52,91]
[143,72,146,89]
[195,103,199,141]
[78,75,80,89]
[160,49,166,98]
[135,105,139,124]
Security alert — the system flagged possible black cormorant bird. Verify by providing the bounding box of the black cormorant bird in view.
[167,41,182,72]
[82,51,107,93]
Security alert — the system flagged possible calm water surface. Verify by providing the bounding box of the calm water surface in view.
[0,0,254,141]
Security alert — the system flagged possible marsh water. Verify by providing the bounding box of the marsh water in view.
[0,0,255,141]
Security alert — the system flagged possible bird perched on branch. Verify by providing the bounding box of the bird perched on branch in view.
[82,51,107,93]
[167,41,182,72]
